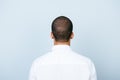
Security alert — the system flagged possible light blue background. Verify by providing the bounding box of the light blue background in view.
[0,0,120,80]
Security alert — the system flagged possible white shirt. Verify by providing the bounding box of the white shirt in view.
[29,45,97,80]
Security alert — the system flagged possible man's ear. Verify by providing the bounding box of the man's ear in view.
[51,32,54,39]
[70,32,74,39]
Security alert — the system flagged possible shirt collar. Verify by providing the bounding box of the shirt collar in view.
[52,45,71,52]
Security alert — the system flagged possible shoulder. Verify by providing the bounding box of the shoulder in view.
[32,52,52,65]
[69,51,94,65]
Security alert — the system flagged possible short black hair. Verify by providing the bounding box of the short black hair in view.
[51,16,73,42]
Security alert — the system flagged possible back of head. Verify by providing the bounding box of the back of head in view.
[51,16,73,42]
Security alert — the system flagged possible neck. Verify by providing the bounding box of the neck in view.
[54,40,70,46]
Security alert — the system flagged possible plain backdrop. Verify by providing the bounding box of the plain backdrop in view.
[0,0,120,80]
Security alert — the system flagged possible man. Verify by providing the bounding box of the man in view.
[29,16,97,80]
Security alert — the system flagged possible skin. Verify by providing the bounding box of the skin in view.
[51,32,74,46]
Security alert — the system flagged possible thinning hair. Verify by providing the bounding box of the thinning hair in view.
[51,16,73,42]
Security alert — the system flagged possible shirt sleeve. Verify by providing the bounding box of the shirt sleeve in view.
[29,61,37,80]
[89,61,97,80]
